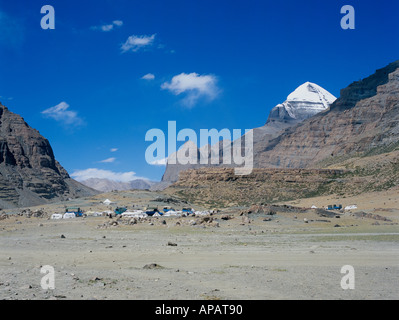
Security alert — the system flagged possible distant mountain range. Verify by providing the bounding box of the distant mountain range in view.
[165,60,399,207]
[3,60,397,207]
[78,178,156,193]
[159,60,399,191]
[157,81,337,187]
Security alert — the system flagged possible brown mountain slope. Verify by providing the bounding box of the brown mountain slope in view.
[255,61,399,168]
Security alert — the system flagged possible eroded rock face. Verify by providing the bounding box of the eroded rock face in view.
[166,148,399,206]
[0,103,97,208]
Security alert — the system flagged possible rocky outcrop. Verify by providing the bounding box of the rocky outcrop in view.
[166,148,399,207]
[331,60,399,112]
[0,103,98,208]
[165,167,353,207]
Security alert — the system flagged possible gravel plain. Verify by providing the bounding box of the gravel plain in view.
[1,192,398,300]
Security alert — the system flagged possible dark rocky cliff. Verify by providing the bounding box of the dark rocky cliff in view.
[0,103,98,208]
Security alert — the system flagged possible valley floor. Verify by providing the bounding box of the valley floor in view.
[0,189,398,300]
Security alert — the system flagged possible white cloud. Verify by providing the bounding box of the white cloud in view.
[149,157,167,166]
[0,95,13,101]
[161,72,219,107]
[91,20,123,32]
[110,148,118,152]
[112,20,123,27]
[141,73,155,80]
[121,34,156,53]
[100,24,114,32]
[41,102,84,126]
[99,157,116,163]
[71,168,146,182]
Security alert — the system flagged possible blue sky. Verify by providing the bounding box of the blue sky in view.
[0,0,398,182]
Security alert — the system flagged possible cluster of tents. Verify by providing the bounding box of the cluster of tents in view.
[310,204,358,211]
[49,198,215,220]
[50,207,85,220]
[51,212,78,220]
[119,209,211,218]
[102,198,212,218]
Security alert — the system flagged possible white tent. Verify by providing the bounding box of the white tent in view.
[63,212,76,219]
[164,210,178,216]
[51,214,63,220]
[345,205,357,210]
[122,210,147,218]
[103,199,114,205]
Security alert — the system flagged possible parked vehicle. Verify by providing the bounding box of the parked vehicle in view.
[65,207,84,217]
[327,204,342,210]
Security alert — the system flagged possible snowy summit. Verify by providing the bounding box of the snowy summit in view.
[287,82,337,109]
[268,82,337,122]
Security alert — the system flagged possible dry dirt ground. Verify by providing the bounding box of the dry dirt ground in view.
[0,190,398,300]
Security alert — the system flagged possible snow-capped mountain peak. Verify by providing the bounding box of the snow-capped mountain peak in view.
[268,82,336,122]
[287,82,336,108]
